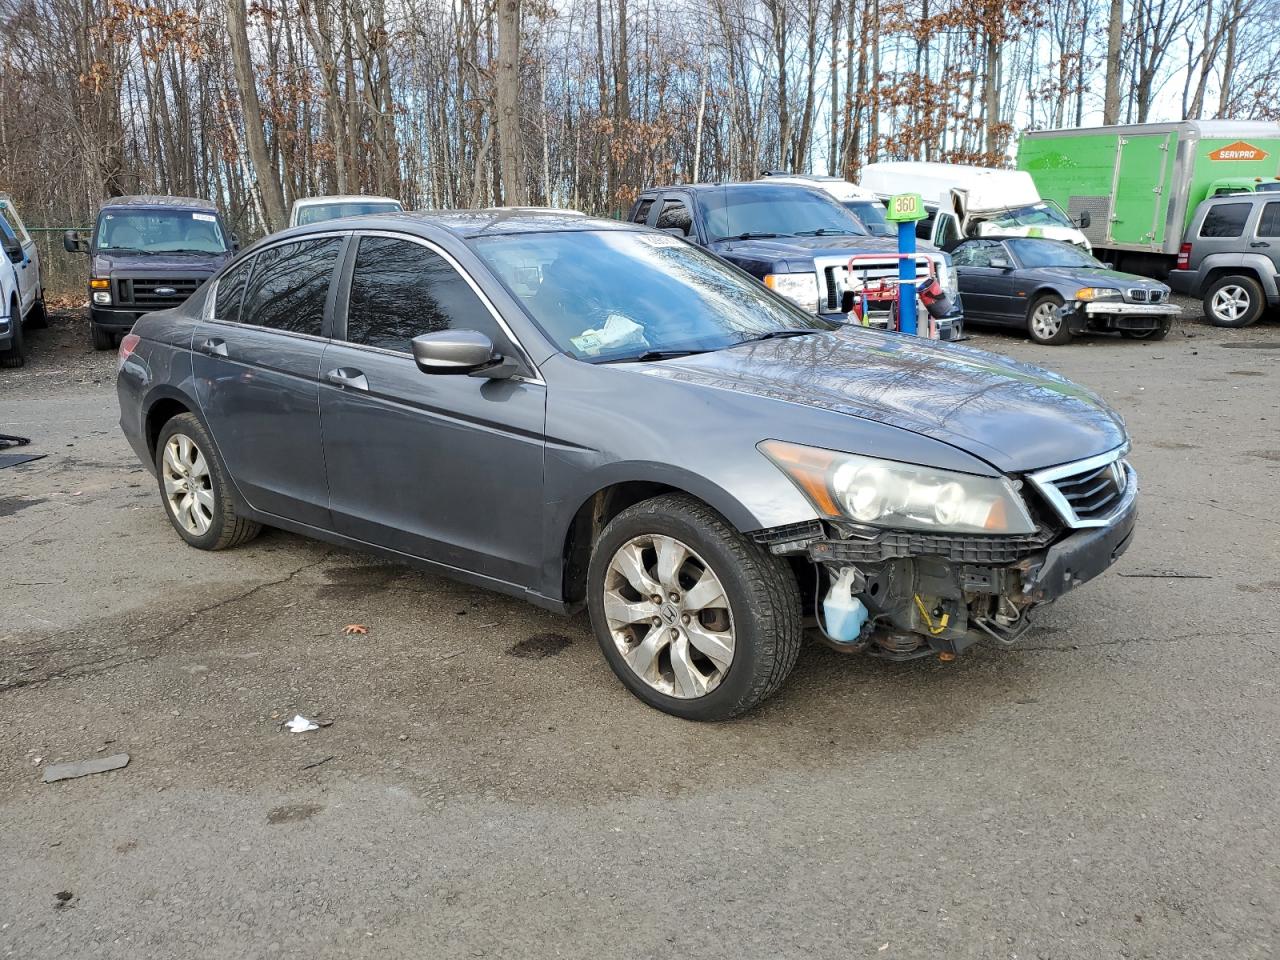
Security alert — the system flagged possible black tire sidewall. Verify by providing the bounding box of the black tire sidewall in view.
[1027,294,1070,345]
[1204,275,1264,328]
[1,308,24,367]
[91,323,115,350]
[154,414,235,550]
[586,497,796,721]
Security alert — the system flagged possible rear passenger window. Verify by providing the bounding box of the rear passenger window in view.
[1200,203,1251,238]
[214,260,251,323]
[656,200,692,236]
[241,237,342,336]
[1257,202,1280,238]
[633,199,655,224]
[344,236,509,354]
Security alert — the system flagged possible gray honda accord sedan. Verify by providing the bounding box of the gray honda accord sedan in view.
[117,209,1137,720]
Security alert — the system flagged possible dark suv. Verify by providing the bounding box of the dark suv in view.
[628,183,964,338]
[65,195,236,349]
[1168,193,1280,327]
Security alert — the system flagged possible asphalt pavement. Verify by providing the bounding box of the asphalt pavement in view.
[1,303,1278,959]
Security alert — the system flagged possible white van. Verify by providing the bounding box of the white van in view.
[859,162,1090,251]
[757,173,891,237]
[288,195,403,228]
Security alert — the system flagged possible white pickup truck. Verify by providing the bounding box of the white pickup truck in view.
[0,194,46,368]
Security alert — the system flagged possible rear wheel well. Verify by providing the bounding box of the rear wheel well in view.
[145,398,192,459]
[561,482,681,606]
[1202,265,1264,295]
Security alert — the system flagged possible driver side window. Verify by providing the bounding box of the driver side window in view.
[344,235,512,356]
[952,241,993,268]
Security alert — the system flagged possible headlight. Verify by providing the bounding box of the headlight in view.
[92,291,112,305]
[759,440,1037,534]
[1075,287,1120,301]
[763,272,821,313]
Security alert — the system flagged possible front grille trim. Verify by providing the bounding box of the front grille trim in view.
[113,276,203,308]
[1027,445,1132,529]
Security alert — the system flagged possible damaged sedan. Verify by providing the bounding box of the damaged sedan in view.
[117,210,1137,721]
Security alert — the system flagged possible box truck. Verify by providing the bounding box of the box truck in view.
[1017,120,1280,275]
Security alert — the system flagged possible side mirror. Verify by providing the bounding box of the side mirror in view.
[411,330,515,380]
[231,233,241,252]
[1078,211,1092,229]
[63,230,88,254]
[989,257,1011,271]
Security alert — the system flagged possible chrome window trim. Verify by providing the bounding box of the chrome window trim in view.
[349,229,545,385]
[1028,443,1133,529]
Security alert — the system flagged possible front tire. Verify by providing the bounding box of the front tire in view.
[155,413,261,550]
[0,307,24,368]
[91,323,115,351]
[1204,275,1264,328]
[1026,293,1072,345]
[586,493,802,720]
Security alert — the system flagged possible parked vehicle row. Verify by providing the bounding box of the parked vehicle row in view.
[118,209,1138,719]
[0,194,47,368]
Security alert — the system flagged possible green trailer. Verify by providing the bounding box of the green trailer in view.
[1017,121,1280,273]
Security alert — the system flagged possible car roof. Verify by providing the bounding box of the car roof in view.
[291,195,401,207]
[640,181,833,197]
[274,207,637,241]
[99,195,218,211]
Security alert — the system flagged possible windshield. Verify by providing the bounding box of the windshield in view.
[977,202,1074,230]
[697,185,868,241]
[1007,238,1102,268]
[474,229,836,363]
[296,200,402,225]
[96,209,228,254]
[845,200,890,235]
[1256,182,1280,193]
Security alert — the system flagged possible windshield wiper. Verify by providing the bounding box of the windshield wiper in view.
[736,330,819,345]
[597,348,713,364]
[793,228,859,236]
[711,232,784,242]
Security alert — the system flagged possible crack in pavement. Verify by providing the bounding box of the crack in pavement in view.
[0,551,336,694]
[1017,628,1277,654]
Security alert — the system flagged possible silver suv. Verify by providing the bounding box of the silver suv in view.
[1169,193,1280,327]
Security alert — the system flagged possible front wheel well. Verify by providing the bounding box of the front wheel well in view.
[145,397,193,459]
[560,482,685,606]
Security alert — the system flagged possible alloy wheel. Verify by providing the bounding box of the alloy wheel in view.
[1210,285,1250,324]
[1030,302,1062,341]
[162,434,215,536]
[602,534,735,699]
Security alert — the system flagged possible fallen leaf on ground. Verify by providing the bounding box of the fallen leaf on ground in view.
[343,624,368,635]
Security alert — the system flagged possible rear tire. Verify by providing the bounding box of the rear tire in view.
[91,323,115,351]
[155,413,261,551]
[586,493,802,721]
[1027,293,1072,345]
[1204,274,1264,328]
[0,304,24,368]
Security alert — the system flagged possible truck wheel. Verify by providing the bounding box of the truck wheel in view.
[0,308,24,368]
[155,413,262,550]
[1204,275,1264,328]
[1027,293,1072,345]
[26,296,48,329]
[91,323,115,351]
[586,493,803,721]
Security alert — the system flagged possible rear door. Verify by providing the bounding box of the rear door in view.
[1110,132,1174,249]
[318,232,546,585]
[0,209,36,315]
[1255,200,1280,276]
[192,234,345,527]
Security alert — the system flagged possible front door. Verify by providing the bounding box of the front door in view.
[952,239,1013,321]
[319,233,546,587]
[192,235,345,527]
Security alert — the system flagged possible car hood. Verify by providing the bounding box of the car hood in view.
[709,235,944,260]
[1028,265,1165,289]
[643,328,1126,474]
[92,250,230,275]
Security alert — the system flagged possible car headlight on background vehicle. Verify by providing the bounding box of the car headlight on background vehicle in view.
[90,277,111,306]
[1075,287,1120,301]
[763,272,821,313]
[759,440,1037,534]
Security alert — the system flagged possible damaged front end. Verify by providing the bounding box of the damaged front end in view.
[753,451,1138,661]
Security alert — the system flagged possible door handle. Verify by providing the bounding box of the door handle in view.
[325,367,369,391]
[198,336,228,357]
[1250,241,1270,248]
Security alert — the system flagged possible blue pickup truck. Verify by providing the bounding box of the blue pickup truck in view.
[627,182,963,336]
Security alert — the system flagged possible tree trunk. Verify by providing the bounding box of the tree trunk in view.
[226,0,286,230]
[1102,0,1123,124]
[496,0,524,205]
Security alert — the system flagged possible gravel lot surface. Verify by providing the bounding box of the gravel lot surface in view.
[2,301,1278,959]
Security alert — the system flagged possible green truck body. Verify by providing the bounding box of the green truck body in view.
[1017,121,1280,261]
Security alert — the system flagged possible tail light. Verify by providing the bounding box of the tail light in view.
[1176,243,1192,270]
[117,332,140,370]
